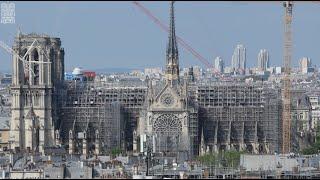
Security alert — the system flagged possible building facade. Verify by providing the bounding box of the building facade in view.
[54,2,280,157]
[197,83,281,154]
[137,2,199,159]
[10,33,64,153]
[308,93,320,129]
[8,2,286,158]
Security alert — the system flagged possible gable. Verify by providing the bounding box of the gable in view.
[150,83,185,110]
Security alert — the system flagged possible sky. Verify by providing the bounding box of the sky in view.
[0,1,319,72]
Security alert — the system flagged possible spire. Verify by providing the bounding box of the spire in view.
[167,1,178,61]
[165,1,180,85]
[17,25,22,38]
[200,126,206,156]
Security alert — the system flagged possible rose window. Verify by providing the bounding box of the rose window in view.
[153,114,182,135]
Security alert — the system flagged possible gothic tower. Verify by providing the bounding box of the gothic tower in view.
[10,32,64,154]
[138,2,199,161]
[165,1,180,86]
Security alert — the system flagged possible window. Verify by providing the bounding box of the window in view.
[32,49,40,85]
[153,114,182,135]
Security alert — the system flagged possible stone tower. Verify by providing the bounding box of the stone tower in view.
[10,32,64,154]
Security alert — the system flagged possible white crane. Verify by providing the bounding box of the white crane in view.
[0,39,51,77]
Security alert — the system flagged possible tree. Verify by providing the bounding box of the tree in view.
[301,126,320,155]
[197,150,244,168]
[111,147,122,157]
[222,150,243,168]
[197,153,217,166]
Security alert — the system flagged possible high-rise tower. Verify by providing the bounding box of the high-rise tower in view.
[231,44,246,74]
[165,1,180,86]
[299,57,311,74]
[214,56,224,73]
[257,49,269,71]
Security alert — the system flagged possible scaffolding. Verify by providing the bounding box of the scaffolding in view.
[58,80,283,155]
[196,82,281,153]
[59,80,147,154]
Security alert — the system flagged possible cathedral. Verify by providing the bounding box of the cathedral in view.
[137,1,199,159]
[9,2,281,157]
[10,32,64,154]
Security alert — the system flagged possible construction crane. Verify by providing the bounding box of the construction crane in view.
[0,38,52,77]
[232,0,319,155]
[0,38,52,90]
[132,1,231,81]
[282,1,293,154]
[0,40,35,76]
[132,1,319,154]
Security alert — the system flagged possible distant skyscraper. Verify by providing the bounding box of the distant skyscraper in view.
[214,56,224,73]
[299,57,312,74]
[257,49,269,71]
[231,44,246,74]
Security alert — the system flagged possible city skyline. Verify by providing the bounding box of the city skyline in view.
[1,2,320,178]
[0,1,319,72]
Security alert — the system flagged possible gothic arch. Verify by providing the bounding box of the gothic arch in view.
[246,144,253,153]
[233,144,240,151]
[49,48,55,61]
[258,144,264,154]
[31,49,40,85]
[21,48,30,85]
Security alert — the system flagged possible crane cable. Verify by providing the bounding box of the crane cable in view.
[132,1,229,80]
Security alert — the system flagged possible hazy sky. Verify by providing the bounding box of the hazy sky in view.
[0,1,319,72]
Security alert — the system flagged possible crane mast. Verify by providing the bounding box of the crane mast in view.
[282,1,293,154]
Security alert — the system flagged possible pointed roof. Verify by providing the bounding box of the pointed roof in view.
[17,26,22,38]
[166,1,179,62]
[201,126,205,145]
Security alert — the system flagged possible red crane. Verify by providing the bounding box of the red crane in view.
[132,1,228,80]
